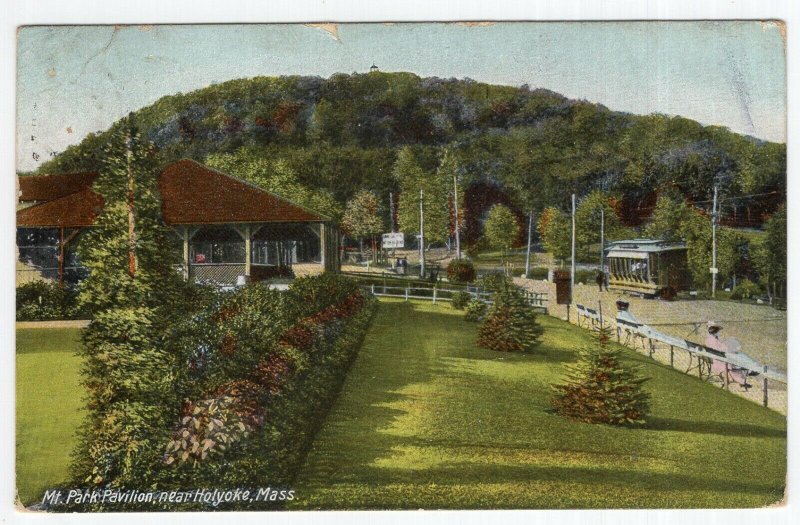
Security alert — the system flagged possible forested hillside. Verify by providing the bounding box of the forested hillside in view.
[34,72,785,230]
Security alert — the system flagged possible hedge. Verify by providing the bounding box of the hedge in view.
[63,274,375,511]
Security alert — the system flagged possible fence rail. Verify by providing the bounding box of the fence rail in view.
[361,283,548,311]
[573,303,787,414]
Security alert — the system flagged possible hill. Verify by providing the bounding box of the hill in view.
[34,72,785,228]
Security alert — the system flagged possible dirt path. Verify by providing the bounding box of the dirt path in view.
[15,320,90,329]
[515,278,787,370]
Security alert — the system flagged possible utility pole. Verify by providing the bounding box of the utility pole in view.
[389,192,395,232]
[419,188,425,278]
[453,175,461,260]
[570,193,576,303]
[711,185,718,298]
[599,207,605,271]
[525,210,534,278]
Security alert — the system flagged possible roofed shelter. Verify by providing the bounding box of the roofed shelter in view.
[17,159,340,286]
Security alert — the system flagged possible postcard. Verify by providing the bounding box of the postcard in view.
[13,20,787,513]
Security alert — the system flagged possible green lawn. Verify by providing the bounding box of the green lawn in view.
[16,328,84,507]
[290,299,786,509]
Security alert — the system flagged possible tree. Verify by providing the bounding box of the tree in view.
[477,285,543,352]
[575,190,626,259]
[341,190,385,259]
[395,146,450,245]
[437,148,466,254]
[752,204,786,300]
[551,326,650,425]
[483,204,520,275]
[644,193,747,291]
[73,117,184,488]
[205,151,342,220]
[538,206,571,265]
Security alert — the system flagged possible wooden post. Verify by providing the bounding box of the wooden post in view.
[244,224,252,277]
[58,227,65,286]
[724,363,729,389]
[371,283,375,296]
[182,226,190,281]
[433,286,437,304]
[669,345,674,368]
[405,287,409,302]
[763,366,769,407]
[320,222,326,270]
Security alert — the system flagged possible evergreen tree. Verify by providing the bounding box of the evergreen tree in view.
[73,117,184,488]
[477,285,543,352]
[551,326,650,425]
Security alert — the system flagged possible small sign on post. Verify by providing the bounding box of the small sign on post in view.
[382,232,405,249]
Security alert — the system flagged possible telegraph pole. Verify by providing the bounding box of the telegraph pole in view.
[599,207,605,270]
[525,210,533,278]
[711,185,718,298]
[389,192,395,232]
[419,188,425,278]
[570,193,576,301]
[453,175,461,260]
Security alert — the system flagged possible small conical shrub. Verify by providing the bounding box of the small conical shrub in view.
[477,286,543,352]
[551,327,650,425]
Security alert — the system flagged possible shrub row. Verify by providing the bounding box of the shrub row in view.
[66,274,375,511]
[16,281,89,321]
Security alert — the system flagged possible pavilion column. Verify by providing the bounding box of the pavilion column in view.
[320,222,326,270]
[182,226,190,281]
[244,224,252,277]
[58,227,65,286]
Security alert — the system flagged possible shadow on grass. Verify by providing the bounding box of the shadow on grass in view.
[646,417,786,438]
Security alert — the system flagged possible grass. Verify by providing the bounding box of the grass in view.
[16,328,84,507]
[290,299,786,509]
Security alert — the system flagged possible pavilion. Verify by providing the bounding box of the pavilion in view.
[16,159,340,286]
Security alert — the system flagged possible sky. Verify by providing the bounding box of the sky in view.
[16,21,786,172]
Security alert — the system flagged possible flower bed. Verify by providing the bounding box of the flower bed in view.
[67,274,375,511]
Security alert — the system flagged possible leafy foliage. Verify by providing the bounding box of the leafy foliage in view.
[551,327,650,425]
[341,190,385,254]
[71,117,187,489]
[477,285,543,352]
[16,281,87,321]
[538,207,571,263]
[395,146,451,244]
[463,300,488,322]
[483,204,520,270]
[446,258,476,283]
[35,73,784,240]
[450,291,472,310]
[751,204,786,297]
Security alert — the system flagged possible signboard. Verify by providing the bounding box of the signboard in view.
[382,232,405,249]
[553,270,571,305]
[709,267,719,274]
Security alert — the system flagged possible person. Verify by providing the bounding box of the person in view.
[596,270,605,292]
[704,321,748,387]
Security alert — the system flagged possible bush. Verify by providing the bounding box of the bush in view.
[16,281,86,321]
[477,286,543,352]
[526,266,549,280]
[478,272,512,292]
[162,276,372,509]
[446,259,476,283]
[451,291,472,310]
[574,269,596,285]
[730,279,762,301]
[464,300,488,322]
[551,327,650,425]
